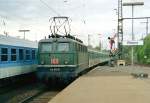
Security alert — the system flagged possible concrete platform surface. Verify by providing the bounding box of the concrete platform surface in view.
[49,66,150,103]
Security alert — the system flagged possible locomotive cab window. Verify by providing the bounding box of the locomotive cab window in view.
[58,43,69,52]
[41,43,52,52]
[11,48,17,61]
[1,48,8,61]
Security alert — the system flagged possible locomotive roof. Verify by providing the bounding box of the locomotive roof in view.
[0,34,38,48]
[39,37,86,46]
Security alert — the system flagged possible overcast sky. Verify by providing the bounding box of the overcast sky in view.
[0,0,150,49]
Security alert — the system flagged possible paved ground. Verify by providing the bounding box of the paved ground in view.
[86,66,150,77]
[49,66,150,103]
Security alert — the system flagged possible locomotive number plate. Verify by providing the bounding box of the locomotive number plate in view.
[50,68,60,72]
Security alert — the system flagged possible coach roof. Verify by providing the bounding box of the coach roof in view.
[0,34,38,48]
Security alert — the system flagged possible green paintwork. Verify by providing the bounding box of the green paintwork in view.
[38,37,109,79]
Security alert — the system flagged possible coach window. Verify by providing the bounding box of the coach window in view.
[77,44,79,51]
[11,48,16,61]
[85,47,87,52]
[32,50,35,60]
[79,45,81,52]
[81,45,83,52]
[83,46,85,52]
[1,48,8,61]
[58,43,69,52]
[84,46,86,52]
[19,49,24,60]
[82,46,84,52]
[26,50,30,60]
[80,45,82,52]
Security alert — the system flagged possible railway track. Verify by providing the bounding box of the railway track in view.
[18,89,46,103]
[0,73,37,95]
[0,82,35,96]
[0,82,64,103]
[19,90,59,103]
[0,83,46,103]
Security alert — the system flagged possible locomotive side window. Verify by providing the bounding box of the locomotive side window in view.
[58,43,69,52]
[11,48,17,61]
[19,49,24,60]
[41,43,52,52]
[1,48,8,61]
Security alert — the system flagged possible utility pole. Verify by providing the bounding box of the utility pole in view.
[141,18,149,36]
[117,0,123,59]
[123,17,150,37]
[98,34,102,51]
[19,30,30,39]
[146,18,149,35]
[0,15,7,35]
[123,1,144,65]
[131,4,135,66]
[88,34,91,47]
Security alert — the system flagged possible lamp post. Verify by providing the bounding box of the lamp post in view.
[123,0,144,65]
[117,0,123,59]
[88,34,91,47]
[98,34,102,51]
[141,18,149,36]
[19,30,30,39]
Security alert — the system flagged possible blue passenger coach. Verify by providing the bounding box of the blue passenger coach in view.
[0,34,38,79]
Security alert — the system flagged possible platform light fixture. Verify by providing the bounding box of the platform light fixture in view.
[123,0,144,6]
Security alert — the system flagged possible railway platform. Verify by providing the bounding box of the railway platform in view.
[49,66,150,103]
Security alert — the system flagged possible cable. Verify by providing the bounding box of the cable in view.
[39,0,61,16]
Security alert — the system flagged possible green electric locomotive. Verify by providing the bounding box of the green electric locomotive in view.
[37,34,109,83]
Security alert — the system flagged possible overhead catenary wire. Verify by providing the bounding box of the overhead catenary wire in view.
[39,0,61,16]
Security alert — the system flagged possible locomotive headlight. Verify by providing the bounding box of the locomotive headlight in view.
[41,61,44,65]
[64,60,68,64]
